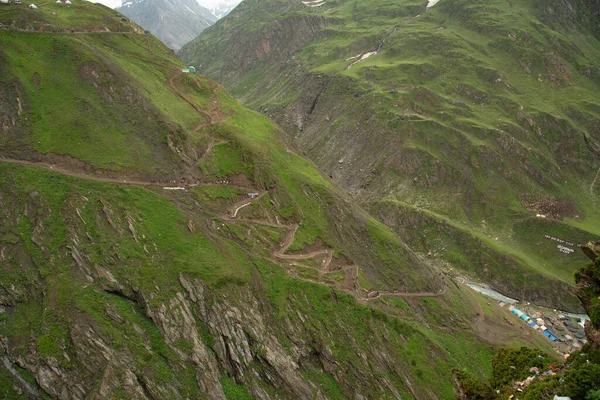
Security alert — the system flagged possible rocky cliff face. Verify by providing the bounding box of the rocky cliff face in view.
[117,0,217,50]
[0,162,497,399]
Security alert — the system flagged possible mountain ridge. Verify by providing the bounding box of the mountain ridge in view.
[180,0,600,312]
[0,2,552,398]
[117,0,217,50]
[205,0,242,19]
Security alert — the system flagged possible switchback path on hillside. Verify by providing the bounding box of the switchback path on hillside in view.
[168,73,230,134]
[229,191,270,218]
[166,72,234,170]
[0,53,444,301]
[0,157,168,187]
[197,139,229,165]
[5,154,522,349]
[0,156,559,351]
[0,157,251,193]
[0,26,145,34]
[366,286,447,300]
[222,189,446,300]
[0,124,444,302]
[591,167,600,196]
[88,40,233,170]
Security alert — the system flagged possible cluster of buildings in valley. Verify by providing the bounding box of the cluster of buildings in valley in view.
[504,303,588,354]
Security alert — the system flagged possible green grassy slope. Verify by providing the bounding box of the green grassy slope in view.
[1,161,553,398]
[0,2,552,398]
[0,161,506,398]
[0,0,442,298]
[0,1,142,32]
[181,0,600,310]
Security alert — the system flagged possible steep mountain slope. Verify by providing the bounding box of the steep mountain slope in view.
[455,249,600,400]
[117,0,216,50]
[180,0,600,311]
[0,2,554,398]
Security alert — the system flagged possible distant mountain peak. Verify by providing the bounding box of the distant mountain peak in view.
[203,0,242,19]
[116,0,217,50]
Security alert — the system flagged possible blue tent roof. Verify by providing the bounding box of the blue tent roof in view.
[549,336,556,341]
[529,321,536,327]
[520,314,531,321]
[513,309,525,317]
[543,331,551,337]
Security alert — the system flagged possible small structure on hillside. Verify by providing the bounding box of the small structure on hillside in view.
[181,66,197,73]
[511,308,525,318]
[29,3,37,8]
[248,193,259,199]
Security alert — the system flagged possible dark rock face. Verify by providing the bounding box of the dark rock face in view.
[117,0,217,50]
[581,241,600,261]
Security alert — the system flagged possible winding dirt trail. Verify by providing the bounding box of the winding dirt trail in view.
[222,190,445,299]
[591,167,600,196]
[1,154,452,303]
[0,157,173,187]
[197,138,229,165]
[0,53,444,303]
[168,73,229,135]
[0,157,253,193]
[365,285,446,300]
[0,26,144,34]
[229,191,270,217]
[168,73,213,127]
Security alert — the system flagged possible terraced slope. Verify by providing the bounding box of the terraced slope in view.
[181,0,600,311]
[0,2,556,398]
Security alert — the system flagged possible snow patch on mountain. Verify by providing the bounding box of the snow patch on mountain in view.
[184,4,198,15]
[197,0,242,19]
[426,0,441,9]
